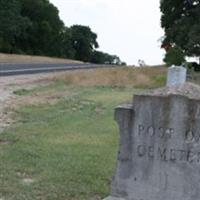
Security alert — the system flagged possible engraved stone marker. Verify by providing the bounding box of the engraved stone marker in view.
[104,83,200,200]
[167,65,187,86]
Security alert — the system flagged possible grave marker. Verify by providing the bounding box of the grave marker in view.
[167,65,187,86]
[104,69,200,200]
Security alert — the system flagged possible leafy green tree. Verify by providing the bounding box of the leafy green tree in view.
[60,27,75,59]
[0,0,30,53]
[90,50,125,65]
[90,51,110,64]
[160,0,200,57]
[0,0,124,64]
[164,46,186,66]
[70,25,99,62]
[18,0,64,56]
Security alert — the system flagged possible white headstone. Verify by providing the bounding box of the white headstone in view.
[167,65,187,86]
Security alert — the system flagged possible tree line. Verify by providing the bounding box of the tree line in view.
[0,0,125,65]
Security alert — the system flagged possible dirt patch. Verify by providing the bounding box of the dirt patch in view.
[0,139,10,145]
[10,90,68,108]
[0,72,65,130]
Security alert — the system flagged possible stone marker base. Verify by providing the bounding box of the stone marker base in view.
[103,196,125,200]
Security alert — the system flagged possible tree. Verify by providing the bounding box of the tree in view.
[60,27,75,59]
[0,0,65,55]
[0,0,124,64]
[90,50,126,65]
[70,25,99,62]
[160,0,200,58]
[0,0,30,53]
[163,46,185,66]
[18,0,64,56]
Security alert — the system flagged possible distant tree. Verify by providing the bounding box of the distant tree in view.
[0,0,124,64]
[60,27,75,59]
[138,59,146,67]
[163,46,186,66]
[111,55,123,65]
[70,25,99,62]
[18,0,64,56]
[90,50,125,65]
[160,0,200,58]
[0,0,30,53]
[90,50,106,64]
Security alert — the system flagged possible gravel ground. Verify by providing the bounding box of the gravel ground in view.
[0,72,62,132]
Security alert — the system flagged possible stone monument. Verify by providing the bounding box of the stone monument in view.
[167,65,187,86]
[104,66,200,200]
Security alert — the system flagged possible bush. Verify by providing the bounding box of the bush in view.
[187,62,200,72]
[164,46,185,66]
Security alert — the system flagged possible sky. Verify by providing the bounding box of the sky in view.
[50,0,165,65]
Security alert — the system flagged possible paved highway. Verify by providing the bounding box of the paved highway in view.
[0,63,107,76]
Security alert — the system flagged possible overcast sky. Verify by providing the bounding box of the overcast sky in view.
[50,0,165,65]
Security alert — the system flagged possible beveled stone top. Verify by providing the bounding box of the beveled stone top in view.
[136,82,200,99]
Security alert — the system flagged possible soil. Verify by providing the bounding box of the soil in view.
[0,72,63,132]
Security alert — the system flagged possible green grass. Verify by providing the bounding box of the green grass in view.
[0,84,137,200]
[13,89,31,96]
[0,68,166,200]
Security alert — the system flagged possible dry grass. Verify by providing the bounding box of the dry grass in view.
[0,53,82,63]
[53,66,167,88]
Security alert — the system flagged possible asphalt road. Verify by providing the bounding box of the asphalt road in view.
[0,63,105,76]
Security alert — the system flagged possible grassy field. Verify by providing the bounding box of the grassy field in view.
[0,53,82,64]
[0,67,166,200]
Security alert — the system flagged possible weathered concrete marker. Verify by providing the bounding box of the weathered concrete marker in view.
[104,66,200,200]
[167,65,187,86]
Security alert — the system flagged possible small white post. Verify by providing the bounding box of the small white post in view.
[167,65,187,86]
